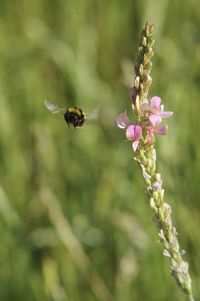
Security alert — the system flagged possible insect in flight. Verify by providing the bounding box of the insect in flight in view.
[44,100,99,128]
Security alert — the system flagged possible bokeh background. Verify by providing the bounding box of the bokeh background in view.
[0,0,199,300]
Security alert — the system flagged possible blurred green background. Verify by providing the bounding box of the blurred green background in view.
[0,0,199,300]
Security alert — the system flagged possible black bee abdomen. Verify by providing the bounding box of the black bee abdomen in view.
[64,108,85,128]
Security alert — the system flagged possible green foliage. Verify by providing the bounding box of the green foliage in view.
[0,0,199,300]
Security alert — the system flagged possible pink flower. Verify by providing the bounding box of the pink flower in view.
[142,96,173,126]
[140,96,173,144]
[115,95,172,148]
[115,112,131,129]
[115,112,142,151]
[126,124,142,151]
[146,124,168,145]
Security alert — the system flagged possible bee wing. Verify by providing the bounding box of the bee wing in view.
[85,105,100,121]
[44,100,66,114]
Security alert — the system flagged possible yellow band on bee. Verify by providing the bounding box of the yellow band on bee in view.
[68,107,83,117]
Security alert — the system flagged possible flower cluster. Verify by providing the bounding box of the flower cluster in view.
[116,87,173,151]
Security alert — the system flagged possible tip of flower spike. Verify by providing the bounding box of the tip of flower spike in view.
[145,22,154,37]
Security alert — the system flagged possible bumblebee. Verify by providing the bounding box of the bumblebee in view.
[64,107,85,127]
[44,100,99,128]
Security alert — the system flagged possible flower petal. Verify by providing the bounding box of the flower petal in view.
[115,112,131,129]
[134,125,142,140]
[151,96,161,112]
[126,124,142,142]
[154,125,168,135]
[132,140,139,151]
[159,111,173,119]
[141,102,151,111]
[146,131,155,145]
[149,114,161,126]
[126,125,135,140]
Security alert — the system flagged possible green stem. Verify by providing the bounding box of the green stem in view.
[189,295,195,301]
[134,145,195,300]
[131,22,195,300]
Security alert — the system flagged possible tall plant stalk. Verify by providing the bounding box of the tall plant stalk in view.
[116,22,195,301]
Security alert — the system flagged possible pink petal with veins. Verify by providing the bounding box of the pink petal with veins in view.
[115,112,131,129]
[151,96,161,110]
[149,97,161,114]
[149,114,161,126]
[134,125,142,140]
[126,125,135,140]
[159,111,173,119]
[126,124,142,141]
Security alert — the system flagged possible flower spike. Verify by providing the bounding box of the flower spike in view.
[115,22,195,301]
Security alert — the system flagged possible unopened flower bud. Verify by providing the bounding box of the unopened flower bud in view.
[155,173,161,182]
[142,37,147,47]
[139,64,144,76]
[135,95,141,115]
[134,76,140,89]
[152,182,161,191]
[129,87,137,104]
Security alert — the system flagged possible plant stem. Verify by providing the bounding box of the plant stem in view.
[132,22,195,301]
